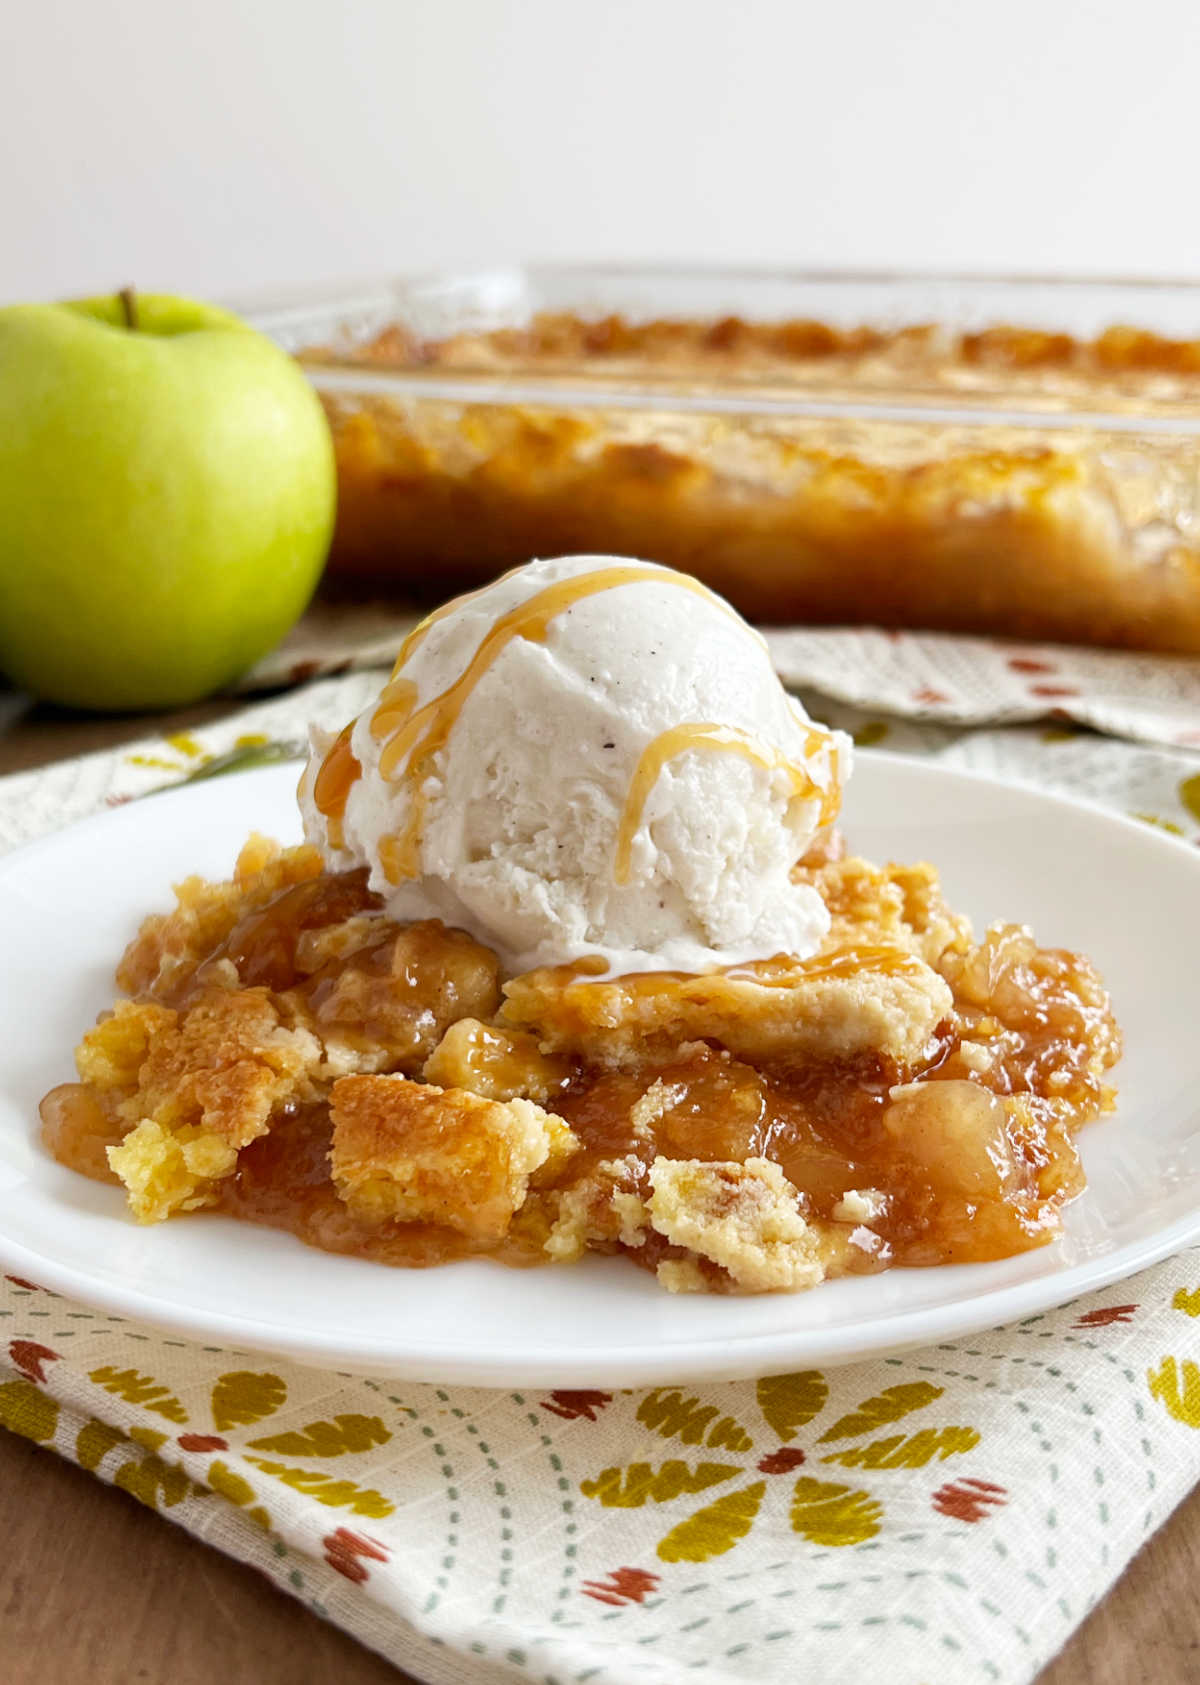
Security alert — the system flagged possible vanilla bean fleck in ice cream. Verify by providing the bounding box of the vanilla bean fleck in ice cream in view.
[299,555,850,975]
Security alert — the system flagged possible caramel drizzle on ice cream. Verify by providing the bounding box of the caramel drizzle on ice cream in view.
[365,564,751,883]
[310,722,360,851]
[311,562,819,888]
[613,721,841,884]
[369,676,419,744]
[311,571,522,838]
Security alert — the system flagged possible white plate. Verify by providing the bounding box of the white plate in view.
[1,755,1198,1387]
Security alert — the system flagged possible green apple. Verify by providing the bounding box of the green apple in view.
[0,290,335,709]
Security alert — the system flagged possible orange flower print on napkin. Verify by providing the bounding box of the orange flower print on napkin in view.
[931,1478,1009,1522]
[324,1528,390,1583]
[582,1567,661,1606]
[8,1339,59,1383]
[542,1390,613,1422]
[1074,1305,1139,1329]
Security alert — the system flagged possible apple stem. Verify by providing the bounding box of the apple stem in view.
[118,286,139,331]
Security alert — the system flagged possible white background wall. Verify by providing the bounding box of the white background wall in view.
[5,0,1200,305]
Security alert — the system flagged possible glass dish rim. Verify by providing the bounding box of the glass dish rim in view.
[235,263,1200,435]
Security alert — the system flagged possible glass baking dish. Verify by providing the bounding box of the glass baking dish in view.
[245,268,1200,652]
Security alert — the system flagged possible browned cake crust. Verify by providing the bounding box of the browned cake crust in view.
[329,1074,576,1241]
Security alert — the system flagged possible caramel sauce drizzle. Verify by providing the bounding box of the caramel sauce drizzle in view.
[376,834,407,885]
[544,941,920,992]
[311,562,797,885]
[368,576,508,743]
[613,721,840,884]
[373,559,561,745]
[724,943,919,985]
[367,564,747,882]
[309,569,531,862]
[369,675,419,744]
[310,722,361,851]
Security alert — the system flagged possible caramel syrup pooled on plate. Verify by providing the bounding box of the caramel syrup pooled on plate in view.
[613,720,841,883]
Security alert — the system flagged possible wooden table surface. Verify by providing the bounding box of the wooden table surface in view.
[1,691,1196,1685]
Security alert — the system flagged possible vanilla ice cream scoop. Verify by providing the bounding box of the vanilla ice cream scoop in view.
[300,555,850,975]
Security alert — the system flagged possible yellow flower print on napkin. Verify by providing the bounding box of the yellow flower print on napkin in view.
[79,1363,395,1522]
[1179,773,1200,827]
[4,1333,396,1527]
[580,1371,981,1562]
[123,731,302,786]
[1147,1280,1200,1428]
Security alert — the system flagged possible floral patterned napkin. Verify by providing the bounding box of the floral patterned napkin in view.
[3,1265,1200,1685]
[1,670,1199,1685]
